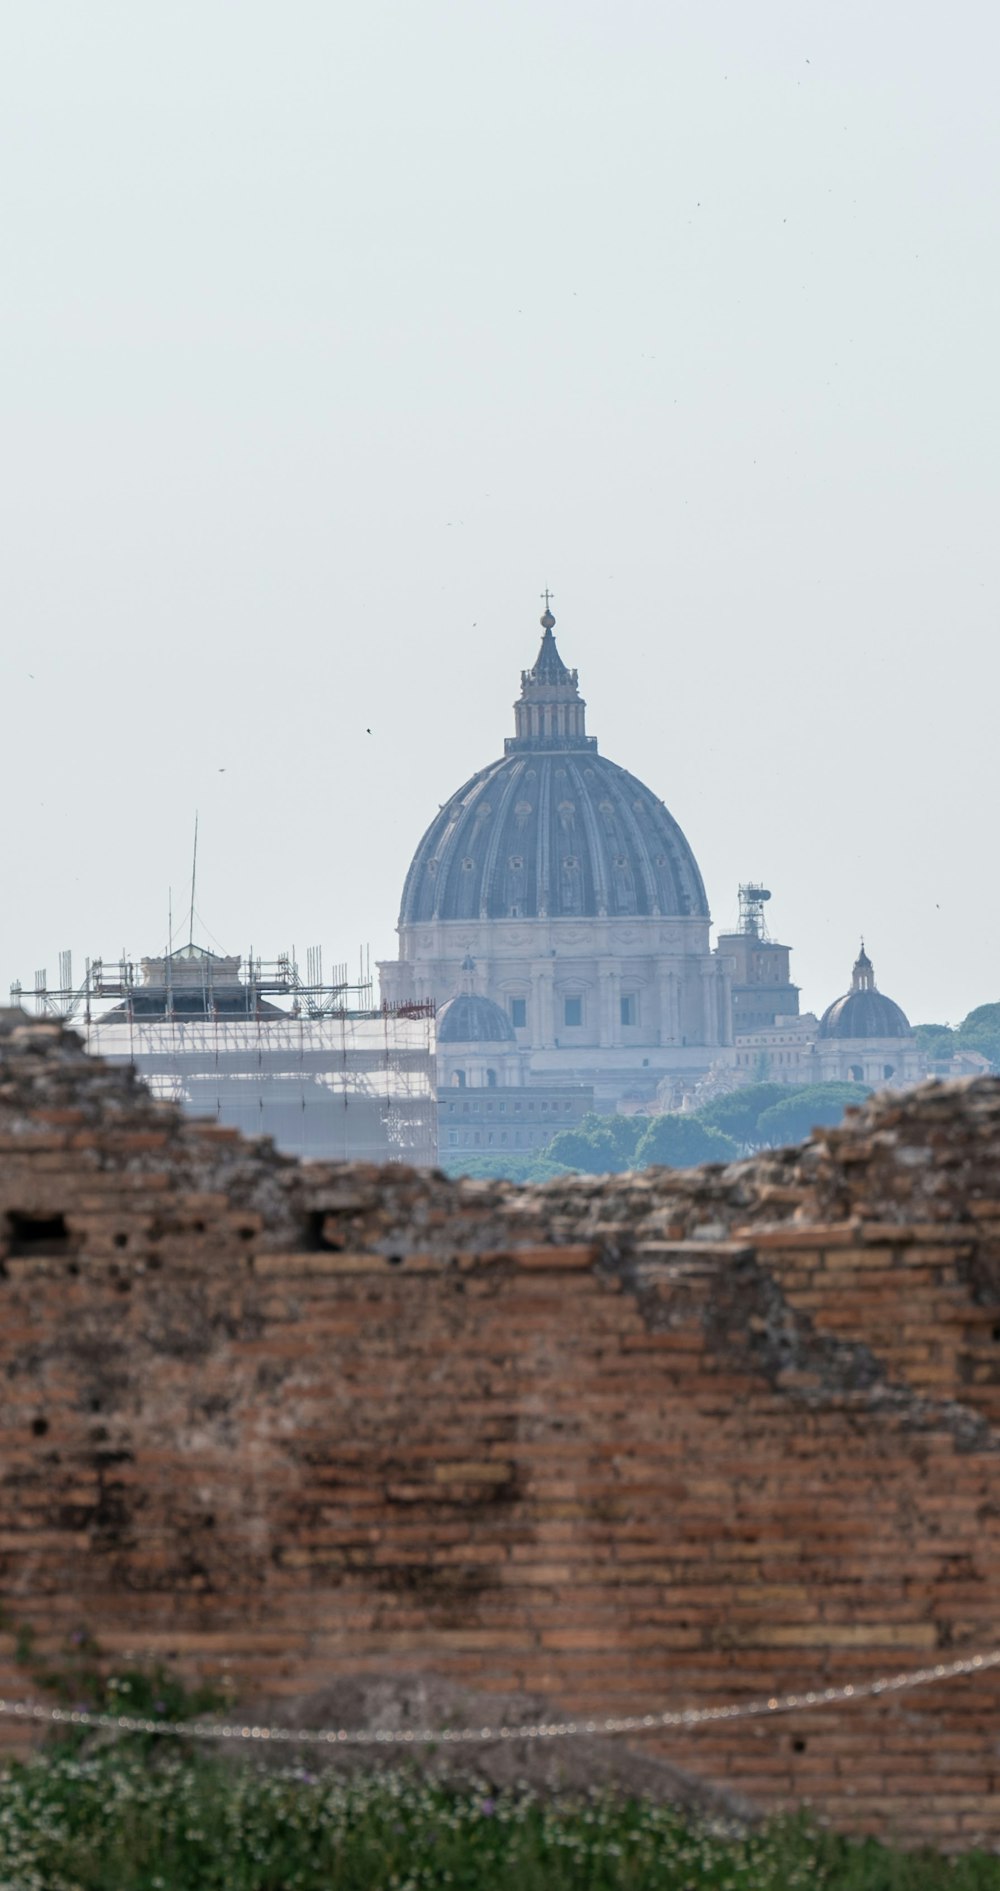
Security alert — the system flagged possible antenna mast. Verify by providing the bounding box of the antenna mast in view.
[188,813,199,949]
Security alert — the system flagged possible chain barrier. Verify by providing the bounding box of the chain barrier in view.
[0,1647,997,1749]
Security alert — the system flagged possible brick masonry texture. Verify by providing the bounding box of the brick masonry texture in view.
[0,1009,999,1846]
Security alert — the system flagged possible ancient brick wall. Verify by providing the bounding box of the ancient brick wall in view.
[1,1009,1000,1845]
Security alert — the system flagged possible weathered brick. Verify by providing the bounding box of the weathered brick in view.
[0,1020,999,1846]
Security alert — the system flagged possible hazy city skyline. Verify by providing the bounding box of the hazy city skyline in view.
[2,2,997,1025]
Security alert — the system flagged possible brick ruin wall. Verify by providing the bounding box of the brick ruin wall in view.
[1,1011,1000,1845]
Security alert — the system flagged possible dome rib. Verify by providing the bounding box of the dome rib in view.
[537,758,553,918]
[569,758,610,917]
[478,757,527,920]
[437,773,488,924]
[605,766,658,915]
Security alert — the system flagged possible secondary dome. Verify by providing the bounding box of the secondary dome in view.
[437,992,517,1044]
[818,945,911,1040]
[399,610,709,926]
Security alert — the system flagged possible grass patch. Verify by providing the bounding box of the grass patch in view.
[0,1749,995,1890]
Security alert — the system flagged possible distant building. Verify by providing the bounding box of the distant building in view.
[439,1083,594,1160]
[714,884,800,1033]
[17,944,437,1166]
[730,943,926,1090]
[812,944,925,1087]
[434,956,592,1160]
[380,604,732,1108]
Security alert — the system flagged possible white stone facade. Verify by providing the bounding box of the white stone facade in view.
[381,914,733,1108]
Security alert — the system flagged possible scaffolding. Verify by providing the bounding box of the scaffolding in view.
[15,946,381,1025]
[14,948,437,1168]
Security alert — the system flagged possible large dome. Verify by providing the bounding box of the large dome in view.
[399,613,709,927]
[818,946,911,1040]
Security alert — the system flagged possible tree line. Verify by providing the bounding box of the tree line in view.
[442,1001,1000,1185]
[442,1080,873,1184]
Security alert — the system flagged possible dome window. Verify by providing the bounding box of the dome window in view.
[461,857,475,871]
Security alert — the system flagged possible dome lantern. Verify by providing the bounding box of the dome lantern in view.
[506,594,596,755]
[852,942,875,992]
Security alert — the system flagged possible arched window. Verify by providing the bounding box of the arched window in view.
[849,1064,863,1082]
[883,1063,895,1080]
[486,1068,497,1089]
[452,1070,466,1089]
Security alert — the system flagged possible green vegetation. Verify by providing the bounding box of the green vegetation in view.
[754,1082,871,1147]
[913,1023,959,1061]
[441,1001,1000,1184]
[633,1113,738,1168]
[0,1751,994,1889]
[692,1083,788,1142]
[545,1113,644,1174]
[437,1153,570,1184]
[443,1083,873,1182]
[914,1004,1000,1072]
[2,1619,225,1749]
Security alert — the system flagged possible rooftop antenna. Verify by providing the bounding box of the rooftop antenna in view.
[166,887,174,1015]
[738,883,772,939]
[188,813,199,949]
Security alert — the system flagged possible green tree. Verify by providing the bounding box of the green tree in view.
[755,1082,870,1149]
[439,1153,569,1184]
[956,1002,1000,1071]
[544,1113,644,1176]
[913,1022,956,1061]
[634,1114,738,1169]
[694,1083,788,1146]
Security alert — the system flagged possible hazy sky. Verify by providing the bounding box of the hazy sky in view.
[2,2,997,1026]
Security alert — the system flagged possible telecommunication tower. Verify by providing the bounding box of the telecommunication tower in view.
[738,883,772,939]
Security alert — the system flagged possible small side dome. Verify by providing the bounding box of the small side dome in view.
[818,943,911,1040]
[437,993,517,1045]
